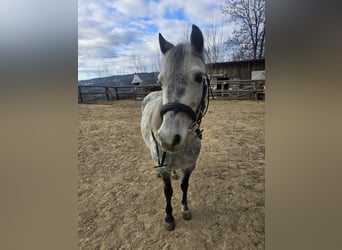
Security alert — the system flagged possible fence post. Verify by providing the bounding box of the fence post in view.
[78,86,83,103]
[133,86,136,100]
[252,81,257,100]
[105,87,110,101]
[114,87,119,100]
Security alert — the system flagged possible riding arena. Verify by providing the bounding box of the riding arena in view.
[78,99,264,249]
[78,24,264,249]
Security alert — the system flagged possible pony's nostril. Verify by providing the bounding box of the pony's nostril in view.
[172,135,181,147]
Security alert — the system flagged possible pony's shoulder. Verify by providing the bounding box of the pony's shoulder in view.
[141,91,162,112]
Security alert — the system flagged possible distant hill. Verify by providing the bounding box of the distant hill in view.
[78,72,159,87]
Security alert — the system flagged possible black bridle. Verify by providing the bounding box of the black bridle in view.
[152,75,213,168]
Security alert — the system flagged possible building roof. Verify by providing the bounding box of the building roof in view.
[132,73,142,84]
[207,58,265,67]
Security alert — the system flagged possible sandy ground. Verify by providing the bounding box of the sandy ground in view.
[78,99,265,249]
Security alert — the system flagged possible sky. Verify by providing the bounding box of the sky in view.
[78,0,234,80]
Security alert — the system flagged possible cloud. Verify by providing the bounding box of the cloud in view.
[78,0,232,80]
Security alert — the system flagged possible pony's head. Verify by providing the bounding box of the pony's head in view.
[157,24,206,153]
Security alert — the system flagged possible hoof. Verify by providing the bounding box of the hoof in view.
[164,221,175,231]
[182,210,192,220]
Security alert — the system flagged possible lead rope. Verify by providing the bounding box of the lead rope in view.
[151,130,167,168]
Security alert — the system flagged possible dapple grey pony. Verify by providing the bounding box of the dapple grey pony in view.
[141,24,210,231]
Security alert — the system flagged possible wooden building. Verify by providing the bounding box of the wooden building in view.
[207,58,265,80]
[206,59,265,100]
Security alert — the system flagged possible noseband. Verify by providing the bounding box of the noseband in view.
[160,102,197,122]
[159,74,211,139]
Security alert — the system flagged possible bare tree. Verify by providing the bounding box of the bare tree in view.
[204,19,229,75]
[132,55,146,73]
[150,49,161,73]
[205,21,226,64]
[221,0,265,60]
[95,62,110,77]
[181,24,191,42]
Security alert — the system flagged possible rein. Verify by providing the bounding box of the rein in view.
[152,75,212,168]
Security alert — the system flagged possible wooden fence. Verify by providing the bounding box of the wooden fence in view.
[210,79,265,100]
[78,80,265,103]
[78,84,160,103]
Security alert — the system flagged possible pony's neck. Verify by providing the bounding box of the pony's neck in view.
[151,104,162,134]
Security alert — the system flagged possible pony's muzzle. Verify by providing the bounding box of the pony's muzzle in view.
[158,131,184,153]
[157,112,190,153]
[172,134,181,147]
[160,134,182,152]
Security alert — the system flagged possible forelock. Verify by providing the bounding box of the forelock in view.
[162,43,204,76]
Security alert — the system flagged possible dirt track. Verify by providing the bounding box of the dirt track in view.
[78,99,265,249]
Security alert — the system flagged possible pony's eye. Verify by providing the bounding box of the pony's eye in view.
[194,73,203,83]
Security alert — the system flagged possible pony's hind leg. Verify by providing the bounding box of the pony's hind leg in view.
[180,168,193,220]
[160,170,175,231]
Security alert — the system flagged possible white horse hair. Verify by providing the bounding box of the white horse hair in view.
[141,24,209,231]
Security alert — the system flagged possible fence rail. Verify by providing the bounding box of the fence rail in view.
[210,79,265,100]
[78,80,265,103]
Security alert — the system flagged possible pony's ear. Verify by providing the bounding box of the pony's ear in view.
[190,24,204,54]
[159,33,174,54]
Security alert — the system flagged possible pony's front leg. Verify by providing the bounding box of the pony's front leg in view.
[180,168,193,220]
[161,171,175,231]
